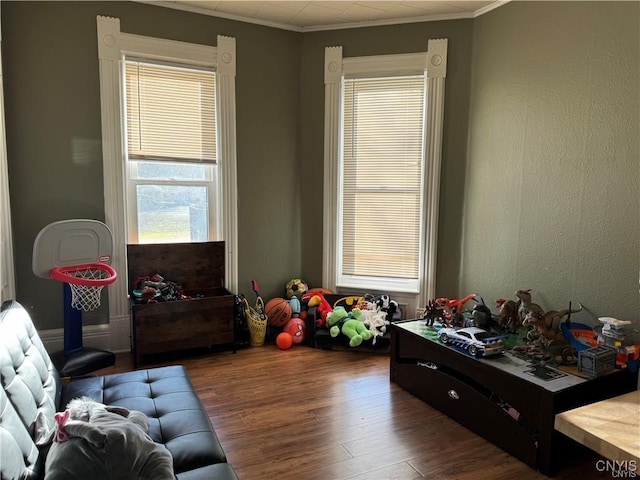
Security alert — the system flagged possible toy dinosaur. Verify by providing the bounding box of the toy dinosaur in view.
[515,289,544,323]
[423,299,445,327]
[436,293,480,316]
[523,303,582,342]
[434,293,483,326]
[495,298,519,332]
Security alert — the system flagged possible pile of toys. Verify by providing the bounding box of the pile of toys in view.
[252,278,400,351]
[419,288,640,375]
[132,273,195,304]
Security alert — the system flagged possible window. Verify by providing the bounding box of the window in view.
[324,41,448,312]
[124,60,219,244]
[97,17,238,348]
[339,75,426,291]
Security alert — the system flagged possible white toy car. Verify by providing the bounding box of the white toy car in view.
[438,326,506,357]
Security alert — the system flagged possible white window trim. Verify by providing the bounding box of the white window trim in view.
[0,4,16,303]
[97,16,238,350]
[323,39,447,313]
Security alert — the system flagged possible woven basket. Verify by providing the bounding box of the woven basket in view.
[244,297,267,346]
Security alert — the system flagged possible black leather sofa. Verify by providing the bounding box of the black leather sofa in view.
[0,300,238,480]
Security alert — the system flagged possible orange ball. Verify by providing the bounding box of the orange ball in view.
[276,332,293,350]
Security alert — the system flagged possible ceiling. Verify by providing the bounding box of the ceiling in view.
[144,1,507,31]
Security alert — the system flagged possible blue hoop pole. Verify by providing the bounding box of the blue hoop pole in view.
[63,283,84,355]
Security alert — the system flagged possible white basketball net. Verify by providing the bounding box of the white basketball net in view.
[64,267,111,312]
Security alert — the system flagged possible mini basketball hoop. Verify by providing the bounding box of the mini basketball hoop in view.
[33,220,118,375]
[51,263,117,312]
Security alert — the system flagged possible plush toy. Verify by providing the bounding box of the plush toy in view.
[302,291,333,328]
[289,296,301,318]
[327,307,373,347]
[45,396,174,480]
[359,309,389,345]
[374,294,400,322]
[141,286,158,304]
[331,319,373,347]
[326,305,348,328]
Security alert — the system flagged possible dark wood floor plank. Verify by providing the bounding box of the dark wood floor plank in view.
[95,344,609,479]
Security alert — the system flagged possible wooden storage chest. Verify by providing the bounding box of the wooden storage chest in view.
[127,241,234,366]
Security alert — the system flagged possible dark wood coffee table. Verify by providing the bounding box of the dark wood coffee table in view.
[390,319,638,475]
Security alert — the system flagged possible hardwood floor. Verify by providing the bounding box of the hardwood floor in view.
[97,345,614,480]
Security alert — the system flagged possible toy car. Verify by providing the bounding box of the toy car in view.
[438,326,506,357]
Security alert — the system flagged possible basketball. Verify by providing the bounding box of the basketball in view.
[265,297,292,327]
[283,318,306,344]
[276,332,293,350]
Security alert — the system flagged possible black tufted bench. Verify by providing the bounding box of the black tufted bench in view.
[0,300,238,480]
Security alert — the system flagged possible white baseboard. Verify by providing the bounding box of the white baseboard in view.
[40,315,131,354]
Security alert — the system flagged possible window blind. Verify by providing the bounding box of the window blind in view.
[341,75,425,280]
[125,60,217,163]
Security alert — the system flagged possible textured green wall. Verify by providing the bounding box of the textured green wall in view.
[299,20,474,296]
[4,1,637,331]
[461,1,640,321]
[2,1,301,328]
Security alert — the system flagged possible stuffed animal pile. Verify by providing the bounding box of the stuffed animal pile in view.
[325,294,398,347]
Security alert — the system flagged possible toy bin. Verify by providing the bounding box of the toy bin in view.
[127,241,235,366]
[578,346,616,377]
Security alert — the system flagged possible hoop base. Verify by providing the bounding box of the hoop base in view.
[50,347,115,378]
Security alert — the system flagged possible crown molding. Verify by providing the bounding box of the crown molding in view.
[135,1,508,33]
[136,1,302,32]
[475,0,512,17]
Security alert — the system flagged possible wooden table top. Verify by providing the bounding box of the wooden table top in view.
[555,390,640,464]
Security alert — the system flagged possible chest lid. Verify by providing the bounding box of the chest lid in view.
[127,241,226,293]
